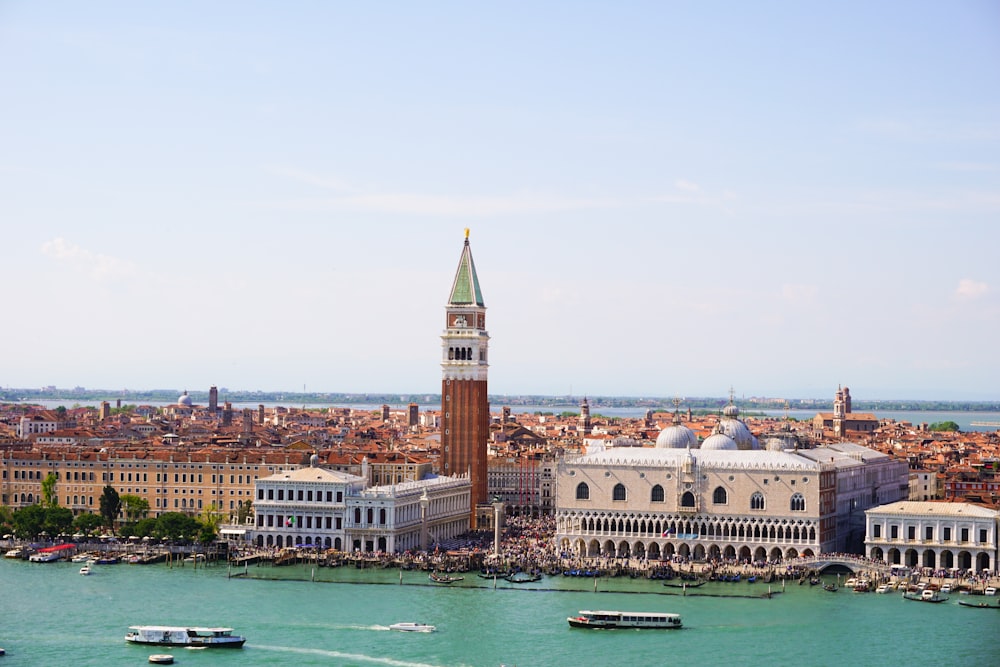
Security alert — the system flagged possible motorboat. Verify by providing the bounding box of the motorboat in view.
[875,584,891,594]
[389,622,436,633]
[80,564,92,576]
[125,626,245,648]
[985,587,997,596]
[5,548,25,559]
[28,551,63,563]
[567,610,682,630]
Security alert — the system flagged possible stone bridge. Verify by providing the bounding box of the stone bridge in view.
[794,555,892,576]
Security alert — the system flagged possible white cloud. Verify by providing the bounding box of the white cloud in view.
[40,238,137,281]
[674,179,701,192]
[954,278,988,301]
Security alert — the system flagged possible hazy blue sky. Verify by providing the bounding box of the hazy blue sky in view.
[2,2,998,401]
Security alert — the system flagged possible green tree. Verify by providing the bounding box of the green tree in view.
[119,494,150,523]
[236,500,253,525]
[12,504,47,539]
[0,505,14,535]
[42,506,74,537]
[41,472,58,508]
[929,421,961,432]
[132,517,157,538]
[99,485,121,533]
[72,512,104,535]
[154,512,201,541]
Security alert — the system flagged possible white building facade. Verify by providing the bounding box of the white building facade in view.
[248,457,472,553]
[865,500,998,573]
[345,475,471,553]
[555,441,908,562]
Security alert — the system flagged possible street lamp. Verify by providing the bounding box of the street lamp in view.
[419,490,429,552]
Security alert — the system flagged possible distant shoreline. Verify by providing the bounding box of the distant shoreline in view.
[3,390,998,413]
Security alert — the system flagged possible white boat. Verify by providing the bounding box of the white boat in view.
[28,551,62,563]
[148,655,174,664]
[875,584,891,594]
[125,626,246,648]
[567,610,682,630]
[985,587,997,596]
[79,564,92,576]
[71,553,93,563]
[4,548,25,559]
[389,622,436,633]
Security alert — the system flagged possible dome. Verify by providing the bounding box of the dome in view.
[764,436,789,452]
[723,403,739,418]
[177,391,193,407]
[656,424,698,449]
[719,419,759,450]
[701,432,738,451]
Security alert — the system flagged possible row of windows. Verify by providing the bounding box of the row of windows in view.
[258,488,344,503]
[575,483,807,512]
[873,524,989,543]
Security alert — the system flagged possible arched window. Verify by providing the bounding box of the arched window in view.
[651,484,664,502]
[751,492,765,510]
[576,482,590,500]
[713,486,728,504]
[790,493,805,511]
[681,491,695,507]
[613,483,627,501]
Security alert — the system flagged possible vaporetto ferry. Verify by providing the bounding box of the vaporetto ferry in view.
[567,610,682,629]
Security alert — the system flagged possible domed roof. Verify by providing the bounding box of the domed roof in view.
[764,436,788,452]
[656,424,698,449]
[701,431,738,451]
[723,402,739,418]
[719,419,759,450]
[177,391,193,407]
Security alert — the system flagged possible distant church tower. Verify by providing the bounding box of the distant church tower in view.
[833,385,846,438]
[208,385,218,414]
[440,229,490,527]
[578,397,592,436]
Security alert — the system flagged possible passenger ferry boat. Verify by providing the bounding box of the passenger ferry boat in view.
[125,626,246,648]
[567,610,682,630]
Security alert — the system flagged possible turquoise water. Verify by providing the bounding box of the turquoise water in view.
[1,559,998,666]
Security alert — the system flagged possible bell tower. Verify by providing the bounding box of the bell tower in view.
[441,229,490,526]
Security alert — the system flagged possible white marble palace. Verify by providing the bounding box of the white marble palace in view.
[249,455,471,553]
[554,403,909,562]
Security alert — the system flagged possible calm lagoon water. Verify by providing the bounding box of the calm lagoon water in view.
[1,558,998,667]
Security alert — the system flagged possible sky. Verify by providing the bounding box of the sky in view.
[1,2,998,402]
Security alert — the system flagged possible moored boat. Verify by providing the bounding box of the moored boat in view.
[429,572,464,584]
[125,626,246,648]
[567,610,682,630]
[148,655,174,664]
[902,590,949,603]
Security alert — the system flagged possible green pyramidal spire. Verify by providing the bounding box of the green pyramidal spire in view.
[448,229,485,306]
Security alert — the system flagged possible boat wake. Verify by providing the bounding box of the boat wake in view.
[253,644,458,667]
